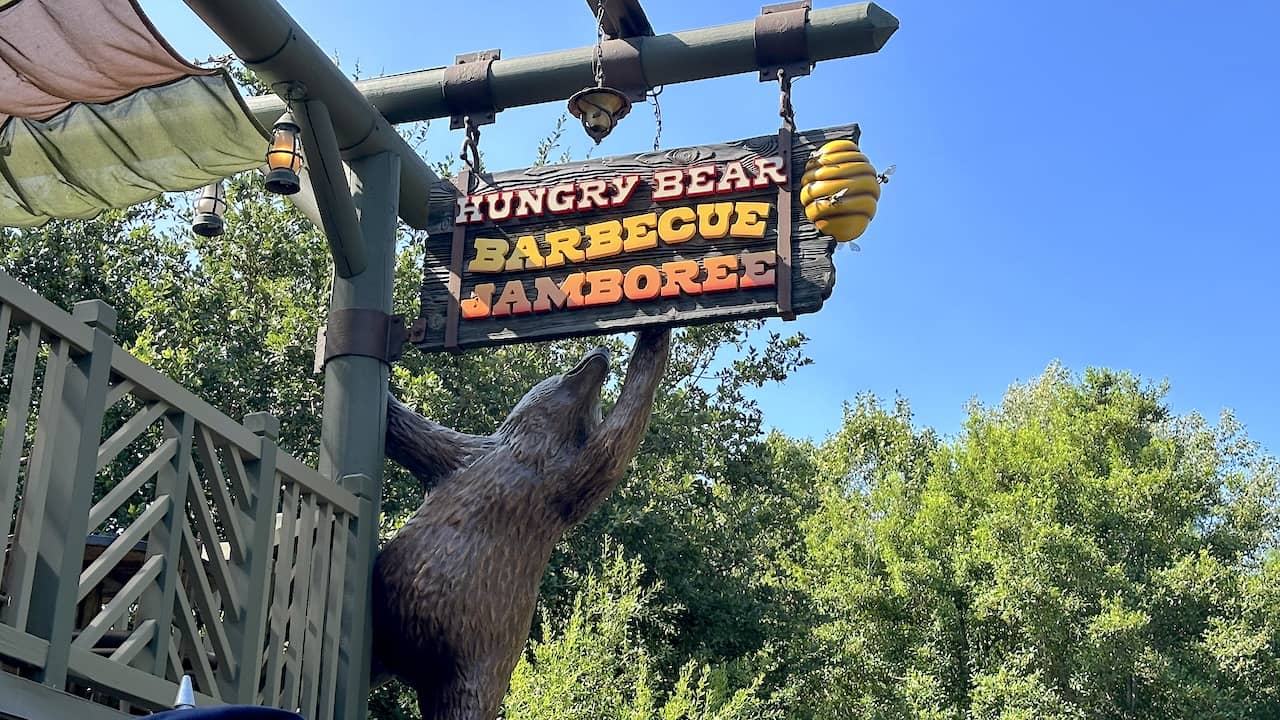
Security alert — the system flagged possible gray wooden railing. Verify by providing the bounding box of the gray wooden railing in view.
[0,268,376,719]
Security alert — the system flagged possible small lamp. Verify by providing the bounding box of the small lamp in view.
[264,113,303,195]
[567,86,632,144]
[191,181,227,237]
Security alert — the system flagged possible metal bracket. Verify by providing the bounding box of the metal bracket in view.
[755,1,813,82]
[444,50,501,130]
[589,0,656,40]
[600,39,650,102]
[314,309,406,372]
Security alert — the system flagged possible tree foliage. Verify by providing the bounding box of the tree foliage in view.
[789,369,1279,719]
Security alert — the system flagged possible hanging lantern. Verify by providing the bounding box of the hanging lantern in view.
[191,180,227,237]
[567,86,632,144]
[264,113,303,195]
[800,139,881,243]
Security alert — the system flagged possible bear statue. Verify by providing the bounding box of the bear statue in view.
[370,328,671,720]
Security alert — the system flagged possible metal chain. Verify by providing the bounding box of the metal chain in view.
[649,85,664,152]
[593,0,606,88]
[460,116,482,177]
[777,68,797,132]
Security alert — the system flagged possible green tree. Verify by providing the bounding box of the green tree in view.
[505,548,776,720]
[792,366,1280,719]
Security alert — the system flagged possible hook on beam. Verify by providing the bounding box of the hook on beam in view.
[756,1,814,82]
[444,50,502,130]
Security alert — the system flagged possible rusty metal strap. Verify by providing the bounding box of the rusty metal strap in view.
[444,50,501,130]
[322,309,406,366]
[775,126,796,320]
[755,1,813,81]
[444,168,471,352]
[600,39,649,102]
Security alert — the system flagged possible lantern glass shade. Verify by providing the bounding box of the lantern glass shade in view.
[567,86,632,143]
[264,117,303,195]
[191,181,226,237]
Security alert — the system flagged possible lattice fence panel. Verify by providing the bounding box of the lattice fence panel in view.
[258,482,355,720]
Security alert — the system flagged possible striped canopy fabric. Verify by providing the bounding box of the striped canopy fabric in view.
[0,0,268,227]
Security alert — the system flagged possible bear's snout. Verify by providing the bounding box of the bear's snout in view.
[566,347,610,380]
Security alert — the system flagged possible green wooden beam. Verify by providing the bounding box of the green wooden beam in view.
[0,670,131,720]
[293,100,367,278]
[182,0,437,231]
[244,2,898,126]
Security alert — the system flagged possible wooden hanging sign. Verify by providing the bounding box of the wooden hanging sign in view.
[413,124,860,351]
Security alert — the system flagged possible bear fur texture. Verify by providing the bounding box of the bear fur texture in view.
[371,329,671,720]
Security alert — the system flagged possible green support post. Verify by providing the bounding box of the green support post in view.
[27,301,115,688]
[137,410,195,676]
[334,474,378,720]
[232,412,281,704]
[318,151,401,720]
[318,150,401,482]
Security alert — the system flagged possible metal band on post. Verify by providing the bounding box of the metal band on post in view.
[444,168,471,352]
[443,50,501,130]
[599,39,649,102]
[755,1,813,81]
[320,309,406,366]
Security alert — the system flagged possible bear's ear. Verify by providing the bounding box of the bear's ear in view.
[386,394,492,490]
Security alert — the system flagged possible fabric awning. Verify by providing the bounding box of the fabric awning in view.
[0,0,269,228]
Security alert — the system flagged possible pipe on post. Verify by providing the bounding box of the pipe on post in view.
[243,2,898,126]
[182,0,436,230]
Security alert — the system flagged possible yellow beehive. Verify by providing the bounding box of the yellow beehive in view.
[800,139,880,243]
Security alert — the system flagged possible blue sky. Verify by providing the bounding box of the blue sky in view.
[141,0,1279,453]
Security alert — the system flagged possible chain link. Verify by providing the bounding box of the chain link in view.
[649,85,664,152]
[777,68,797,132]
[460,116,482,178]
[593,0,607,88]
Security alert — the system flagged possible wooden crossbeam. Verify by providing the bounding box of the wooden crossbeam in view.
[77,496,169,602]
[108,619,156,666]
[179,519,236,678]
[194,427,247,561]
[174,581,219,698]
[262,483,300,705]
[316,510,349,720]
[104,378,137,413]
[186,465,243,615]
[96,401,168,472]
[281,492,318,711]
[87,438,177,531]
[72,554,163,650]
[299,502,334,717]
